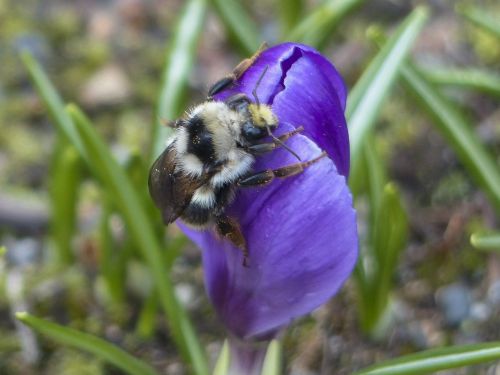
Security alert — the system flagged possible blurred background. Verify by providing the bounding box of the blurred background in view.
[0,0,499,374]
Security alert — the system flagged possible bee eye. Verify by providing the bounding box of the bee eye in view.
[242,122,266,141]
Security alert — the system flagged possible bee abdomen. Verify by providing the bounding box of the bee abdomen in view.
[181,183,236,227]
[181,203,212,227]
[181,186,217,227]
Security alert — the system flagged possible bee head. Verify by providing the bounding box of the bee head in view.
[248,103,278,128]
[240,104,276,142]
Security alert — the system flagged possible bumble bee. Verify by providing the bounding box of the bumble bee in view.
[148,43,326,266]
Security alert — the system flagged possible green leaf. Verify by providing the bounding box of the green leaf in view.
[457,5,500,39]
[278,0,304,36]
[50,143,82,264]
[355,341,500,375]
[470,232,500,252]
[373,183,408,276]
[401,64,500,212]
[67,105,209,375]
[363,136,386,214]
[98,198,128,305]
[261,340,282,375]
[421,67,500,98]
[16,312,159,375]
[210,0,261,55]
[20,52,86,161]
[152,0,208,160]
[286,0,365,50]
[371,183,407,325]
[135,293,159,339]
[346,6,429,167]
[286,0,363,49]
[213,341,230,375]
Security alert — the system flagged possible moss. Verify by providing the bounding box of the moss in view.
[431,172,471,205]
[44,348,104,375]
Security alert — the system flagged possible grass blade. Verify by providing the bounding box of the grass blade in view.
[98,198,128,305]
[278,0,304,37]
[457,5,500,39]
[20,52,86,161]
[370,183,407,328]
[213,341,230,375]
[363,136,386,213]
[471,232,500,252]
[355,341,500,375]
[210,0,261,55]
[421,67,500,98]
[16,312,159,375]
[50,143,82,264]
[67,105,209,375]
[346,6,428,166]
[152,0,207,160]
[401,64,500,212]
[356,138,407,336]
[136,293,159,339]
[261,340,282,375]
[286,0,364,50]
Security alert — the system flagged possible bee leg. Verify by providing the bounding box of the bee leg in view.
[245,126,304,155]
[208,42,268,98]
[238,151,327,187]
[215,214,249,267]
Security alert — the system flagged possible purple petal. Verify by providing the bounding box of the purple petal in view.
[216,43,349,177]
[180,126,357,339]
[178,43,358,340]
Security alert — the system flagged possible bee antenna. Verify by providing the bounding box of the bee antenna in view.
[252,65,269,106]
[266,125,301,161]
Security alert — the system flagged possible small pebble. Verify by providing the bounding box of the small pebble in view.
[487,280,500,306]
[5,237,40,267]
[435,283,472,327]
[81,64,131,107]
[175,283,197,309]
[470,302,491,322]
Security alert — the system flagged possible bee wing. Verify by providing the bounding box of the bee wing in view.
[148,142,203,224]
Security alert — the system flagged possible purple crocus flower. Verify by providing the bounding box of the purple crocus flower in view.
[180,42,357,370]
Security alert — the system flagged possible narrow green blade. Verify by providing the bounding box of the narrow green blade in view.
[421,67,500,98]
[213,341,230,375]
[16,312,159,375]
[457,5,500,39]
[355,341,500,375]
[363,136,386,214]
[67,105,209,375]
[346,6,429,166]
[20,52,86,160]
[278,0,304,37]
[471,232,500,252]
[401,64,500,212]
[210,0,261,55]
[50,143,82,265]
[286,0,365,50]
[261,340,282,375]
[152,0,207,160]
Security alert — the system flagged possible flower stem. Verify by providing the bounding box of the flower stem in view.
[227,337,270,375]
